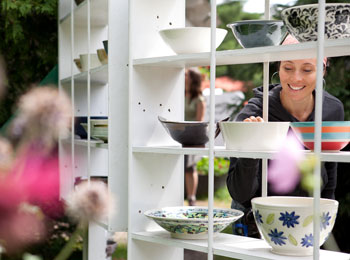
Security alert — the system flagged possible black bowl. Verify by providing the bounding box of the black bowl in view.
[158,116,209,147]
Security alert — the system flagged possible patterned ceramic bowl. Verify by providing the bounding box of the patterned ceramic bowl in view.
[281,3,350,42]
[252,196,338,256]
[80,119,108,142]
[290,121,350,151]
[144,206,243,239]
[227,20,287,48]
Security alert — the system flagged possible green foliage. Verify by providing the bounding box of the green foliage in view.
[0,0,58,126]
[196,157,230,177]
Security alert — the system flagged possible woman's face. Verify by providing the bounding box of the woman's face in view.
[279,59,318,102]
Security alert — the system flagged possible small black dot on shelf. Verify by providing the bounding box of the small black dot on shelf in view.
[169,22,172,25]
[143,109,146,112]
[77,109,80,112]
[162,186,165,189]
[126,64,129,67]
[138,210,142,213]
[138,102,141,105]
[168,109,171,112]
[159,104,162,106]
[156,15,159,19]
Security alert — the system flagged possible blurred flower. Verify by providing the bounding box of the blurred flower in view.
[8,86,72,152]
[66,181,113,223]
[268,133,304,194]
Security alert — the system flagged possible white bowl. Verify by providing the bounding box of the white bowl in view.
[159,27,227,54]
[251,196,338,256]
[219,122,290,151]
[144,206,243,239]
[79,53,102,71]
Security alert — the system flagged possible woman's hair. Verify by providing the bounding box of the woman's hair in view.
[187,69,202,101]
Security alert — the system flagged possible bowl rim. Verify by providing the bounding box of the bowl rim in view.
[159,27,227,33]
[227,19,284,27]
[144,206,244,222]
[220,121,290,126]
[290,121,350,127]
[158,116,209,125]
[281,3,350,15]
[251,196,339,208]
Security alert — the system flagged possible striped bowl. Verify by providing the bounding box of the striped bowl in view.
[290,121,350,151]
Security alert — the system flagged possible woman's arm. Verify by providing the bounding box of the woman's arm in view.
[227,157,261,205]
[196,98,206,121]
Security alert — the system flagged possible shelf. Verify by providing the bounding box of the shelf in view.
[60,0,108,27]
[62,138,108,149]
[132,145,209,156]
[133,38,350,68]
[132,231,350,260]
[61,64,108,87]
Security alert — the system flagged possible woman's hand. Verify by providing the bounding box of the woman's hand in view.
[243,116,264,122]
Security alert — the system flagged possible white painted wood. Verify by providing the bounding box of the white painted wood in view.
[88,222,108,260]
[133,38,350,67]
[132,231,350,260]
[108,0,129,232]
[133,145,209,155]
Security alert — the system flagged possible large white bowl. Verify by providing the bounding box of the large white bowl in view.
[281,3,350,42]
[159,27,227,54]
[144,206,243,239]
[219,122,290,151]
[80,53,102,71]
[251,196,338,256]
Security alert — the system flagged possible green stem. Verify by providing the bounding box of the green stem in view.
[53,221,87,260]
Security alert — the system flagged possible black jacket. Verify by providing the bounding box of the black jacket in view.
[227,84,344,209]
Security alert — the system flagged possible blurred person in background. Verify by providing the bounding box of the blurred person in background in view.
[185,68,206,206]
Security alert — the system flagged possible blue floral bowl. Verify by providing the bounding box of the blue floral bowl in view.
[144,206,243,239]
[251,196,338,256]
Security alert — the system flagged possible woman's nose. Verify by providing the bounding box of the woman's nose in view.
[291,70,303,82]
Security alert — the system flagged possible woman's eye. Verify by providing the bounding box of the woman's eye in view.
[283,67,293,71]
[303,69,312,73]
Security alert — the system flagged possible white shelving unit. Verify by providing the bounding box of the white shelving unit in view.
[58,0,350,259]
[58,0,128,259]
[127,0,350,260]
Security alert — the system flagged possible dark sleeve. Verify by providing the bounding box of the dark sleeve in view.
[321,162,337,199]
[227,157,261,205]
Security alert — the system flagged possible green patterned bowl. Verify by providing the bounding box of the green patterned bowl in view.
[251,196,338,256]
[144,206,243,239]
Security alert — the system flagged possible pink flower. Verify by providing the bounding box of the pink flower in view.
[268,133,305,194]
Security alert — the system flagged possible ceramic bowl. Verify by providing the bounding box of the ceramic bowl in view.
[219,122,290,151]
[103,40,108,54]
[159,27,227,54]
[281,3,350,42]
[74,58,83,72]
[80,119,108,142]
[144,206,244,239]
[290,121,350,151]
[227,20,287,48]
[79,53,102,71]
[252,196,338,256]
[158,116,209,147]
[97,49,108,65]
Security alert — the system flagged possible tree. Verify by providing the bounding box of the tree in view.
[0,0,58,126]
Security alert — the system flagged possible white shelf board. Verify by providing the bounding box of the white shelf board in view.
[132,231,350,260]
[132,145,209,156]
[133,38,350,68]
[60,0,108,27]
[214,146,277,159]
[62,138,108,149]
[61,64,108,87]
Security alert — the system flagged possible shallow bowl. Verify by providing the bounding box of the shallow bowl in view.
[97,48,108,65]
[281,3,350,42]
[159,27,227,54]
[80,119,108,142]
[219,122,290,151]
[251,196,338,256]
[73,58,82,72]
[79,53,102,71]
[290,121,350,151]
[144,206,243,239]
[227,20,287,48]
[158,116,209,147]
